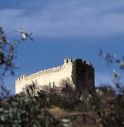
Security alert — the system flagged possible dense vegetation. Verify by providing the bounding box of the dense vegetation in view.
[0,81,124,127]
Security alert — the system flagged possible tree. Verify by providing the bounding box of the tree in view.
[0,27,17,76]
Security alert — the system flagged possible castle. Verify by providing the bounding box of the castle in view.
[15,58,95,94]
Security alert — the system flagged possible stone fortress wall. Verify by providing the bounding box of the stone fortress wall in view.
[16,58,73,93]
[15,58,95,94]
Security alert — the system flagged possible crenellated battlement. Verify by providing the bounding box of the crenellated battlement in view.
[16,58,74,84]
[16,65,63,83]
[15,58,95,94]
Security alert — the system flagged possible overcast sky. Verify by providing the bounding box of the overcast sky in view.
[0,0,124,93]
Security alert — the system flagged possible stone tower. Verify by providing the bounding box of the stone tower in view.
[15,58,95,94]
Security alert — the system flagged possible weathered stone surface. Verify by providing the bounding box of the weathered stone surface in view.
[15,58,95,94]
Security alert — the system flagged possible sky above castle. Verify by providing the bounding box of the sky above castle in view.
[0,0,124,93]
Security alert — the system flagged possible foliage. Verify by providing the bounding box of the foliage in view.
[0,85,10,101]
[94,50,124,127]
[0,27,17,76]
[0,84,59,127]
[0,78,124,127]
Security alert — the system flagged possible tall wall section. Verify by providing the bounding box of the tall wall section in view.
[16,59,73,93]
[15,58,95,94]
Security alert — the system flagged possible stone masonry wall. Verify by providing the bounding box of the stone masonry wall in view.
[15,58,95,94]
[16,59,73,93]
